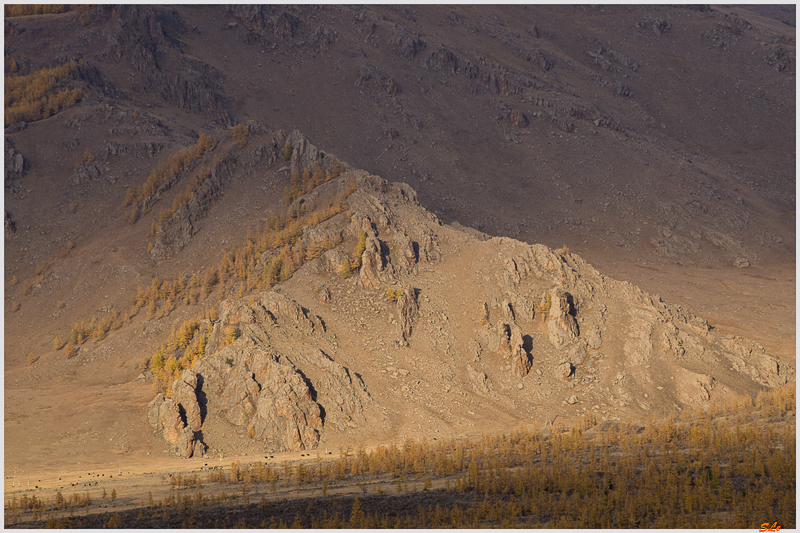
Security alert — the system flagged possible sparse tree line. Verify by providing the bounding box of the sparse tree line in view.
[282,152,344,207]
[12,123,353,370]
[36,126,355,374]
[148,310,214,396]
[124,133,217,225]
[46,175,355,373]
[6,385,794,528]
[5,486,113,527]
[138,178,356,394]
[4,5,91,18]
[4,58,84,126]
[176,384,796,528]
[339,229,367,279]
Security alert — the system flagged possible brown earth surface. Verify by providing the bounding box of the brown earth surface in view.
[3,4,795,505]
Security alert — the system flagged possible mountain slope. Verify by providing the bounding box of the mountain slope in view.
[3,4,795,472]
[145,168,793,457]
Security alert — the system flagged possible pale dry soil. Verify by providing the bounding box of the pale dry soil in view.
[586,257,796,364]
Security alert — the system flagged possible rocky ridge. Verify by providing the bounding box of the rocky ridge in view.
[148,156,794,458]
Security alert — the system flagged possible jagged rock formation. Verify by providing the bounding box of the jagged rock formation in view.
[148,146,794,457]
[467,364,493,394]
[546,288,580,349]
[97,5,232,124]
[151,128,328,261]
[5,211,16,240]
[4,138,28,184]
[396,286,419,347]
[70,161,101,184]
[149,291,374,456]
[147,390,199,459]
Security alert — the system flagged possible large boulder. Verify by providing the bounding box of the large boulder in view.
[150,204,193,261]
[396,286,419,346]
[176,426,196,458]
[393,232,418,269]
[4,138,27,184]
[359,235,385,289]
[487,323,512,355]
[147,395,184,446]
[510,110,528,128]
[467,364,493,394]
[171,372,202,431]
[547,289,579,349]
[70,161,101,184]
[510,325,531,376]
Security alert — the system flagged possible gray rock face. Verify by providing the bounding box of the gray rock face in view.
[391,31,426,59]
[221,370,261,426]
[396,286,419,346]
[4,138,28,184]
[249,360,322,451]
[149,290,373,455]
[151,204,193,261]
[171,374,202,431]
[359,235,385,289]
[71,161,101,184]
[547,288,579,349]
[467,364,493,394]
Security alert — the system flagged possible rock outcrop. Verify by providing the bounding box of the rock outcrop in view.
[149,290,374,455]
[391,31,426,59]
[148,393,198,458]
[510,110,529,128]
[147,153,794,457]
[151,129,324,261]
[5,211,16,239]
[71,161,101,184]
[510,325,531,376]
[467,364,493,394]
[396,286,419,346]
[546,288,579,349]
[5,138,28,184]
[171,370,202,432]
[359,235,386,289]
[98,5,233,123]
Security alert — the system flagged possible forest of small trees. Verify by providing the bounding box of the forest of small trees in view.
[7,385,794,528]
[4,5,91,17]
[4,59,83,126]
[123,133,217,224]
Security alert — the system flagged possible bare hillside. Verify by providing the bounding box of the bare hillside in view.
[3,5,795,479]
